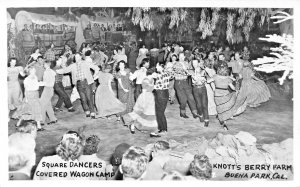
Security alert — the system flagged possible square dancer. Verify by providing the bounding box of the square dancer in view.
[150,63,174,137]
[40,61,57,125]
[173,52,198,119]
[56,53,99,118]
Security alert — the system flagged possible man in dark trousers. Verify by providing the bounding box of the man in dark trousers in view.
[150,63,174,137]
[173,52,199,119]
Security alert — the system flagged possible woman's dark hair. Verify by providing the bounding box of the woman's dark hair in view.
[73,52,82,63]
[115,60,128,72]
[48,42,55,49]
[37,55,43,60]
[234,51,240,56]
[171,54,178,61]
[79,42,86,52]
[156,62,165,69]
[64,44,70,49]
[93,46,99,52]
[85,50,92,57]
[8,57,18,67]
[218,53,225,60]
[230,53,235,60]
[199,53,205,60]
[83,135,100,155]
[71,48,77,55]
[32,47,39,54]
[146,67,156,76]
[139,42,145,48]
[192,47,199,54]
[117,46,123,52]
[217,63,230,76]
[170,47,175,53]
[140,58,149,68]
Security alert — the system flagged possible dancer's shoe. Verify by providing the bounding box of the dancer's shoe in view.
[199,115,204,122]
[220,121,229,131]
[129,123,135,134]
[192,113,200,119]
[180,113,189,118]
[223,124,229,131]
[150,132,161,138]
[158,130,167,136]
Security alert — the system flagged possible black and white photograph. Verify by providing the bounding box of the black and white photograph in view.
[1,0,300,186]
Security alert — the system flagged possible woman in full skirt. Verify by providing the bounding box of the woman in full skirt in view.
[114,61,135,124]
[95,65,126,118]
[213,64,247,130]
[124,77,157,134]
[238,61,271,107]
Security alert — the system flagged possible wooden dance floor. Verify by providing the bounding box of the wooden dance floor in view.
[8,95,293,166]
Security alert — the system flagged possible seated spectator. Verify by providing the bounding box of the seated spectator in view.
[9,120,37,180]
[106,143,131,180]
[33,131,106,180]
[119,146,149,180]
[83,135,100,155]
[161,170,187,180]
[143,141,171,180]
[189,154,212,180]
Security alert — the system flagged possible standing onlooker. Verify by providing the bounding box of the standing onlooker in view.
[56,53,99,118]
[40,61,57,125]
[127,42,139,73]
[136,44,148,69]
[223,46,233,62]
[241,46,250,61]
[112,46,128,73]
